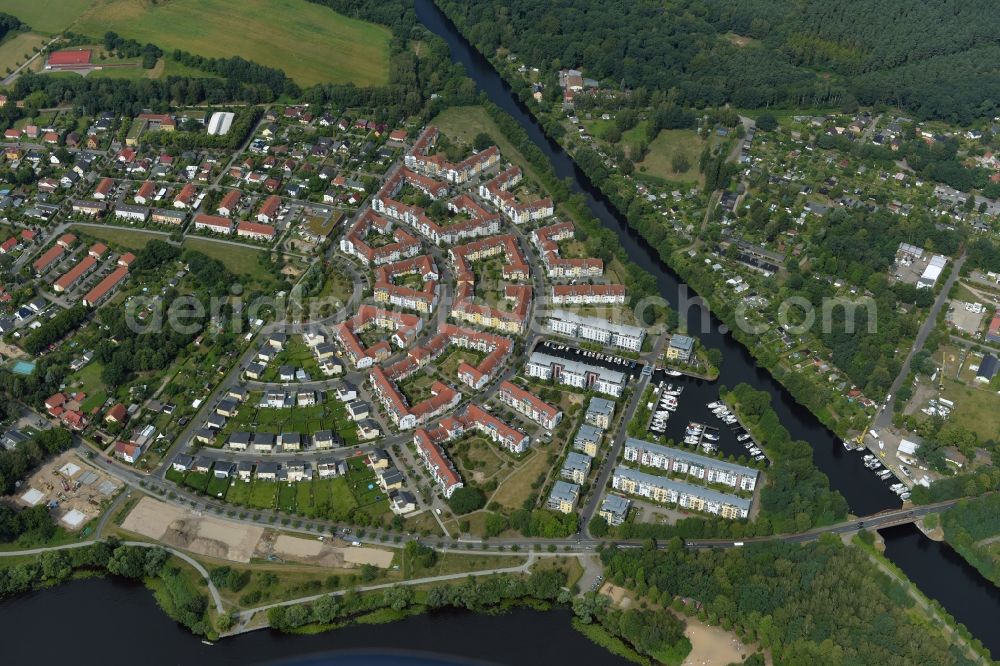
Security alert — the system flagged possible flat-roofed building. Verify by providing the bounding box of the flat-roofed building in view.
[623,438,758,491]
[612,466,751,519]
[548,480,580,514]
[561,451,592,484]
[526,352,625,397]
[599,494,631,526]
[547,310,645,352]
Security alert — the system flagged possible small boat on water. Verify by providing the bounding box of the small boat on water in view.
[707,401,722,409]
[737,433,751,442]
[703,433,719,441]
[666,369,683,377]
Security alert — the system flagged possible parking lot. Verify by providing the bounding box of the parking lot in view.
[535,339,642,378]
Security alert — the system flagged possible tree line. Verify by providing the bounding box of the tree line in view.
[437,0,1000,123]
[600,536,985,664]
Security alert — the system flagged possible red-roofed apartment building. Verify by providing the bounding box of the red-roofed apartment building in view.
[32,245,65,275]
[134,180,155,204]
[193,213,233,235]
[173,183,196,209]
[498,380,563,430]
[236,220,276,241]
[93,177,114,200]
[257,194,281,223]
[413,428,463,498]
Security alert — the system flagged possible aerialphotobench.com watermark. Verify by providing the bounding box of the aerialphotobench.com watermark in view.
[122,281,878,340]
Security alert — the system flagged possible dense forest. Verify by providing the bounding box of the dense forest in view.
[941,495,1000,586]
[437,0,1000,123]
[600,536,985,664]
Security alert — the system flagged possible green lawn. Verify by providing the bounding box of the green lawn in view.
[295,482,314,517]
[184,471,211,493]
[226,479,252,505]
[2,0,94,33]
[940,378,1000,443]
[277,482,297,512]
[71,0,391,86]
[71,224,168,251]
[432,106,549,189]
[249,481,278,509]
[181,237,275,288]
[206,475,230,498]
[638,129,708,184]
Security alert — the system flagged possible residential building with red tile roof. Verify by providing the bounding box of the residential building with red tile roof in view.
[236,220,276,241]
[32,245,65,274]
[173,182,196,209]
[193,213,233,235]
[533,221,604,279]
[82,266,128,307]
[134,180,155,204]
[339,209,421,266]
[498,381,563,430]
[94,177,114,199]
[257,194,281,223]
[413,428,463,497]
[373,255,440,313]
[217,189,241,216]
[53,255,97,292]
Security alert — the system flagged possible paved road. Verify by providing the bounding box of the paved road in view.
[873,252,966,433]
[580,332,666,532]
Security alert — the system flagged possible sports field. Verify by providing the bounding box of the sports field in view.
[69,0,391,87]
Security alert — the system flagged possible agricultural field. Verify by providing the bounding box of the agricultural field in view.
[1,0,93,33]
[69,0,391,87]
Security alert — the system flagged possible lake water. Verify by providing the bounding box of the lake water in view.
[0,578,629,666]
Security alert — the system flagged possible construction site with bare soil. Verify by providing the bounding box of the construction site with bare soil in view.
[120,496,394,569]
[12,451,122,532]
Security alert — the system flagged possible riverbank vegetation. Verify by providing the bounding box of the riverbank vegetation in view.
[600,535,987,664]
[0,539,212,635]
[941,494,1000,587]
